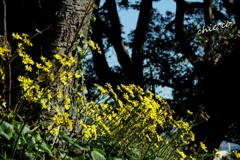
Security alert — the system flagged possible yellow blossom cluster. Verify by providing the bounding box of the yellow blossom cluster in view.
[0,45,10,61]
[0,32,212,159]
[11,33,34,72]
[200,141,208,152]
[233,150,240,158]
[0,68,5,80]
[88,40,102,54]
[79,83,196,158]
[17,75,50,111]
[53,53,76,67]
[176,148,187,159]
[35,56,53,73]
[79,120,97,140]
[50,108,73,132]
[0,96,13,119]
[6,34,77,137]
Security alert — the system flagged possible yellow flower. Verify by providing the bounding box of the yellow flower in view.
[40,56,47,62]
[53,115,63,125]
[233,150,240,158]
[22,54,34,65]
[12,32,22,40]
[187,110,193,115]
[157,135,163,142]
[95,43,102,54]
[64,95,71,110]
[68,56,76,64]
[25,65,33,72]
[57,89,63,99]
[1,73,5,80]
[176,149,186,158]
[54,54,62,60]
[47,93,52,101]
[2,102,6,108]
[49,73,55,82]
[0,46,10,60]
[23,38,33,47]
[22,33,30,38]
[88,40,96,50]
[200,142,208,152]
[50,127,59,135]
[45,60,53,69]
[74,70,81,78]
[56,47,62,51]
[36,75,44,83]
[189,132,195,141]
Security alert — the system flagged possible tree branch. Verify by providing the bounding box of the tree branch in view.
[204,0,212,25]
[222,0,234,15]
[131,0,153,87]
[101,0,134,84]
[90,1,115,87]
[212,8,228,21]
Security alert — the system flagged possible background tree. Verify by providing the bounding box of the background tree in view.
[84,0,240,155]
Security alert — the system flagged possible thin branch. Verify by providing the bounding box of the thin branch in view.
[3,0,7,43]
[29,25,52,40]
[131,0,153,86]
[222,0,234,15]
[98,2,133,82]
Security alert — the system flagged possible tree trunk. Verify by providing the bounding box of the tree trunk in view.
[1,0,94,133]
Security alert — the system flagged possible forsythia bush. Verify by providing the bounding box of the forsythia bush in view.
[0,33,219,160]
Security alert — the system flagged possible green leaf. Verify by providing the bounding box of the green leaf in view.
[91,13,96,22]
[93,4,98,9]
[128,156,141,160]
[62,134,90,151]
[0,120,14,140]
[91,151,106,160]
[24,132,36,148]
[77,46,82,53]
[25,152,35,159]
[35,134,54,157]
[35,29,42,34]
[74,155,85,160]
[79,32,85,38]
[93,148,106,155]
[11,119,21,129]
[81,52,86,59]
[89,25,93,34]
[107,158,123,160]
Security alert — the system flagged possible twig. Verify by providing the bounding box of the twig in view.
[3,0,7,43]
[29,25,52,40]
[2,0,12,108]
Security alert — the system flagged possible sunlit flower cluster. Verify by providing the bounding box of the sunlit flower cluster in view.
[53,53,76,67]
[88,40,102,54]
[0,45,10,61]
[0,32,213,159]
[233,150,240,158]
[79,83,198,158]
